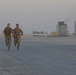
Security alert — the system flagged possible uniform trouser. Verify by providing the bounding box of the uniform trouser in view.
[5,36,11,46]
[14,37,21,46]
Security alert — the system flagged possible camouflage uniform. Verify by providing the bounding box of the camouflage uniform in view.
[4,27,13,46]
[13,26,23,46]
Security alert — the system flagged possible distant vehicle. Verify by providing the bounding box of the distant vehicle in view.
[32,31,47,37]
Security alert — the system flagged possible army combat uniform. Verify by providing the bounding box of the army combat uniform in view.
[13,27,23,47]
[4,27,13,46]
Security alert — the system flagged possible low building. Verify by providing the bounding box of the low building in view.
[51,32,57,37]
[32,31,47,37]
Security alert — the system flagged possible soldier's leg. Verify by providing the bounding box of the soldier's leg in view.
[17,38,21,50]
[8,38,11,50]
[5,38,8,46]
[14,38,17,46]
[9,37,12,46]
[18,38,21,45]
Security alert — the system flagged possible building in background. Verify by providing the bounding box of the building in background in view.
[57,21,68,36]
[51,32,57,37]
[74,21,76,35]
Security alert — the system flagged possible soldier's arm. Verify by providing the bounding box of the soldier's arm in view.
[3,28,6,36]
[10,28,13,31]
[10,28,14,37]
[20,29,23,35]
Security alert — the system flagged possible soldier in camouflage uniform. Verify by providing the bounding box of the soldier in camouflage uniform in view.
[13,24,23,50]
[3,23,13,47]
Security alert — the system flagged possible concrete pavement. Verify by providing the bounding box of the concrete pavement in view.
[0,37,76,75]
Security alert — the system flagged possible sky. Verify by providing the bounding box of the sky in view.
[0,0,76,34]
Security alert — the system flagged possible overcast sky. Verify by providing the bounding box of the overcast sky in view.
[0,0,76,34]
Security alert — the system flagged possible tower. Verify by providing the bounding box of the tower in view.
[57,21,68,36]
[74,21,76,35]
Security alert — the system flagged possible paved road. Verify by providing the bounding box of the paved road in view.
[0,37,76,75]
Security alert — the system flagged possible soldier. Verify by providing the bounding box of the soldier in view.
[3,23,13,49]
[13,24,23,50]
